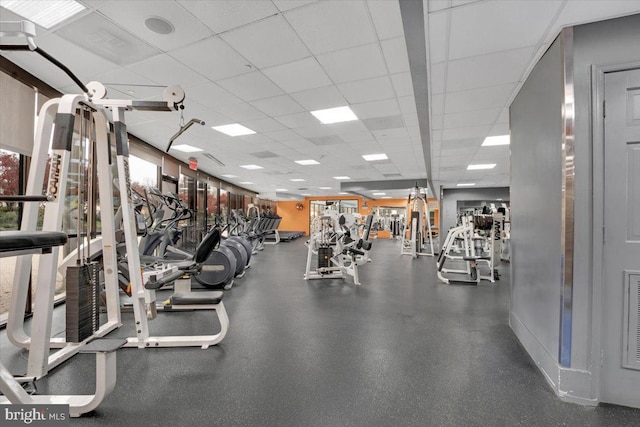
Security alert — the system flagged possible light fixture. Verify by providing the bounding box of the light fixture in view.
[467,164,496,170]
[295,159,320,165]
[339,192,349,195]
[310,106,358,124]
[212,124,256,136]
[319,187,331,190]
[240,164,263,170]
[482,135,510,146]
[221,174,237,178]
[239,181,254,185]
[302,193,312,196]
[2,0,85,29]
[333,176,351,180]
[457,183,476,187]
[362,153,388,161]
[290,178,306,182]
[171,144,203,153]
[276,188,288,192]
[373,192,386,196]
[382,196,392,199]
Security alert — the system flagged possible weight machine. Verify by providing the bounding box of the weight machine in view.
[400,186,434,258]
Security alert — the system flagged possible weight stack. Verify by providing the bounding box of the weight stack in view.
[318,246,333,269]
[65,261,100,342]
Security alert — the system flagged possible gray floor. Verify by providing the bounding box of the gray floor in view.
[2,239,640,426]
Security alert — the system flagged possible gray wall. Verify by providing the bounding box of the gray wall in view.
[439,187,509,247]
[509,36,564,371]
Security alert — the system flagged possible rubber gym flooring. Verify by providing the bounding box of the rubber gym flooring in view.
[2,238,640,426]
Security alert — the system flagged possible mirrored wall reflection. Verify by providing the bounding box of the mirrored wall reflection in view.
[219,189,229,223]
[178,171,197,249]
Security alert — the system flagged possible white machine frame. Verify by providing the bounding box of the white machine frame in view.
[400,186,435,258]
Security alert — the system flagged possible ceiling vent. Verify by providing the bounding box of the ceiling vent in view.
[145,16,174,35]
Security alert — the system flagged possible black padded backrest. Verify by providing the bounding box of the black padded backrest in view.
[194,228,221,264]
[363,214,373,240]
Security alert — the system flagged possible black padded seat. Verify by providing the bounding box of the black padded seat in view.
[170,291,223,305]
[0,230,67,253]
[462,256,491,261]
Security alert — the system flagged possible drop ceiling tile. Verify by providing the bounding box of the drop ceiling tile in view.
[272,0,316,12]
[263,129,303,142]
[443,108,502,129]
[495,109,509,124]
[183,81,244,110]
[239,118,287,133]
[489,122,510,135]
[428,0,452,13]
[555,0,640,30]
[94,1,213,51]
[127,53,207,88]
[295,125,337,139]
[238,133,274,144]
[263,57,332,93]
[214,102,268,121]
[290,85,347,111]
[442,125,491,140]
[221,15,310,68]
[308,135,344,146]
[398,96,417,115]
[53,12,160,66]
[169,37,254,81]
[449,0,562,59]
[390,72,414,97]
[252,95,305,116]
[367,0,404,40]
[446,47,534,92]
[350,99,401,119]
[338,76,395,104]
[380,36,410,74]
[285,0,377,55]
[94,67,160,99]
[372,127,408,140]
[428,10,450,63]
[197,109,233,128]
[217,71,284,102]
[444,83,515,114]
[176,0,279,33]
[317,43,387,84]
[274,112,320,128]
[431,115,444,130]
[430,62,446,95]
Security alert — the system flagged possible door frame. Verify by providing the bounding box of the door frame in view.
[590,60,640,402]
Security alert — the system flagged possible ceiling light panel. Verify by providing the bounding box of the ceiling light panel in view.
[319,187,331,190]
[276,188,288,191]
[482,135,510,146]
[221,174,237,178]
[3,0,85,29]
[311,106,358,124]
[212,124,256,136]
[290,178,306,182]
[333,176,351,180]
[373,192,386,196]
[239,181,254,185]
[467,164,496,170]
[240,164,263,170]
[171,144,203,153]
[457,183,476,187]
[362,153,388,161]
[295,160,320,165]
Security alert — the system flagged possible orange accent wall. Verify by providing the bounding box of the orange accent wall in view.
[277,196,439,237]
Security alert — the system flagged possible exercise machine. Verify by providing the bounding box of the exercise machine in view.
[400,186,435,258]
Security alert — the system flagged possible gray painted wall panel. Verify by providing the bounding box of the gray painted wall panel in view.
[440,187,509,248]
[570,12,640,372]
[510,37,564,361]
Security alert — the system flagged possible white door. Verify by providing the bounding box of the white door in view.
[602,68,640,408]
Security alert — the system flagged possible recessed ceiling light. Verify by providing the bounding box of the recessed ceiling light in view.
[171,144,203,153]
[276,188,288,192]
[212,124,256,136]
[339,192,349,195]
[301,193,311,196]
[457,183,476,187]
[373,192,386,196]
[221,174,237,178]
[240,164,263,170]
[311,106,358,124]
[144,16,174,35]
[290,178,306,182]
[239,181,253,185]
[2,0,85,29]
[362,153,388,161]
[382,196,392,199]
[482,135,510,146]
[333,176,351,180]
[467,164,496,170]
[319,187,331,190]
[295,159,320,165]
